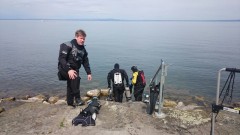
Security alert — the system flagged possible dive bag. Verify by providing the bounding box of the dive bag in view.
[72,97,101,126]
[137,70,146,87]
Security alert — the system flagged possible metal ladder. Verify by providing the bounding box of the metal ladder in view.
[211,68,240,135]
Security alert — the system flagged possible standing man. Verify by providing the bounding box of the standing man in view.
[131,66,146,101]
[107,63,129,102]
[58,29,92,106]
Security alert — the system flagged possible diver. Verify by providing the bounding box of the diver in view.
[107,63,129,102]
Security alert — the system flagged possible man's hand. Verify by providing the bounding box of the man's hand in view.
[87,74,92,81]
[68,70,77,79]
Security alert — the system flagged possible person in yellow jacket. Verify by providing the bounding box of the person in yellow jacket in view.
[131,66,145,101]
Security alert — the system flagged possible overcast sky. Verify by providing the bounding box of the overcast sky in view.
[0,0,240,20]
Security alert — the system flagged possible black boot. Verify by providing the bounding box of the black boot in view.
[75,98,85,106]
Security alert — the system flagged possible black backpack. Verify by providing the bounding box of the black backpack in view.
[137,70,146,87]
[57,41,73,81]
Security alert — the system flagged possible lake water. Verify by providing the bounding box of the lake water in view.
[0,20,239,100]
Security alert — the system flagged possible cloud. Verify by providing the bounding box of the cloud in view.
[0,0,240,20]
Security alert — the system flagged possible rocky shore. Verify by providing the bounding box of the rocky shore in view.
[0,89,239,135]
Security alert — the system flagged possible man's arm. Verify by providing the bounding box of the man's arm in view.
[82,50,91,75]
[107,71,112,88]
[122,70,129,86]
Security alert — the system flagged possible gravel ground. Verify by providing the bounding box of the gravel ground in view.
[0,99,239,135]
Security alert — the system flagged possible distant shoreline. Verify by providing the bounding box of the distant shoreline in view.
[0,19,240,22]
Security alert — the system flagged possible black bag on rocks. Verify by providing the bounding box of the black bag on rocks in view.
[72,97,101,126]
[72,113,96,126]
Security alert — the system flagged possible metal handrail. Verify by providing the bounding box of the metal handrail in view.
[211,68,240,135]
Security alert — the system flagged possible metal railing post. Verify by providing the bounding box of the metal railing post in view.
[156,60,168,118]
[211,68,228,135]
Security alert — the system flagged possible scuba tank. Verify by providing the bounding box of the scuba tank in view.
[125,87,132,101]
[106,88,113,101]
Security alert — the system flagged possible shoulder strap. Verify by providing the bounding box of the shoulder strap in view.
[64,41,73,48]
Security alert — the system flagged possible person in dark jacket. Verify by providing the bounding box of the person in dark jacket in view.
[107,63,129,102]
[131,66,145,101]
[58,29,92,106]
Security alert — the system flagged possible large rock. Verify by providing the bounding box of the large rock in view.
[21,95,31,100]
[0,107,5,113]
[1,97,16,102]
[48,96,59,104]
[82,96,91,102]
[86,89,101,97]
[176,101,185,108]
[27,94,47,102]
[55,99,67,105]
[163,99,177,108]
[100,88,110,96]
[175,102,201,110]
[43,101,50,104]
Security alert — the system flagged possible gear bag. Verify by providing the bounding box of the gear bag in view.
[137,70,146,87]
[57,41,73,81]
[113,71,123,87]
[72,97,101,126]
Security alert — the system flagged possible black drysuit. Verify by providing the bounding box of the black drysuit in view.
[107,68,129,102]
[58,39,91,105]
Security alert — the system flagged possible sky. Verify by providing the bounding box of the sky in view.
[0,0,240,20]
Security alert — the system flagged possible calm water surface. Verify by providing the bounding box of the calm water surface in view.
[0,20,239,100]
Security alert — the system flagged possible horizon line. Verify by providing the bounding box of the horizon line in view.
[1,18,240,22]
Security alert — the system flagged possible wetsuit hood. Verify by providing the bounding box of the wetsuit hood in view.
[131,66,138,72]
[114,63,119,69]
